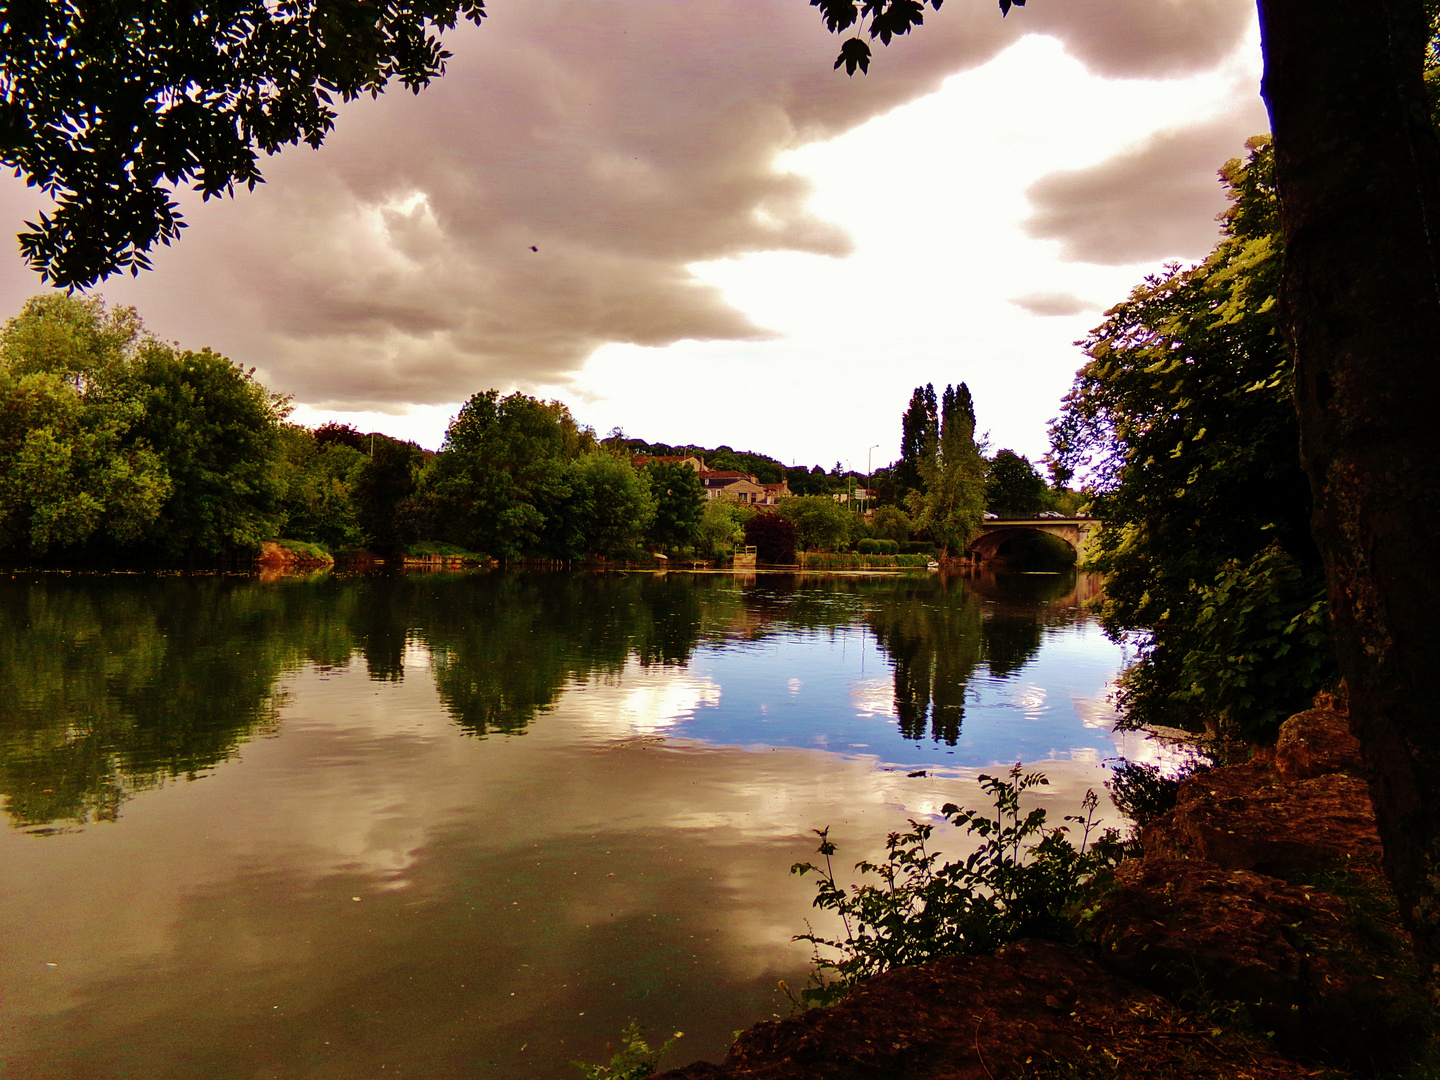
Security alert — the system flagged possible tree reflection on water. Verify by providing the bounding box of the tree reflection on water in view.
[0,568,1099,829]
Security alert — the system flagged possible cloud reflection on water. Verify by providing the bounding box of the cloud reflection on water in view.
[0,570,1191,1080]
[0,648,1132,1080]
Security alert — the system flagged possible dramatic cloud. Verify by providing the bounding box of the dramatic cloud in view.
[0,0,1258,411]
[1009,291,1098,317]
[1023,101,1271,265]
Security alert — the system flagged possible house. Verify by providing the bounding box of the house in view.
[701,469,769,504]
[637,456,791,507]
[758,479,791,506]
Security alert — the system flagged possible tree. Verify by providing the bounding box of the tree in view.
[984,450,1045,518]
[550,452,656,560]
[1256,0,1440,969]
[1,0,487,288]
[778,494,853,551]
[1051,138,1334,741]
[0,294,171,554]
[786,464,832,496]
[744,512,797,564]
[869,504,913,543]
[427,389,596,560]
[353,434,427,554]
[126,343,290,556]
[276,424,368,552]
[643,460,705,553]
[909,382,986,559]
[894,383,938,498]
[0,292,305,559]
[697,497,751,559]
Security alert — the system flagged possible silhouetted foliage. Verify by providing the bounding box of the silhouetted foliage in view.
[354,435,426,555]
[1050,139,1333,738]
[744,512,797,564]
[2,0,487,287]
[643,461,705,553]
[985,449,1046,518]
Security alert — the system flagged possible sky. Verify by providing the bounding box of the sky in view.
[0,0,1268,471]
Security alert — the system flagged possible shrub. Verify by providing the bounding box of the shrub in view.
[1176,542,1334,742]
[697,497,751,559]
[744,512,796,563]
[852,538,902,555]
[777,494,852,551]
[276,538,332,561]
[797,552,929,569]
[869,505,912,543]
[574,1020,681,1080]
[404,541,485,560]
[790,765,1124,1006]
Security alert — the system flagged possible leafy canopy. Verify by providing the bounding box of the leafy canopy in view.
[778,494,853,551]
[985,449,1045,518]
[0,293,290,557]
[2,0,486,287]
[1049,137,1333,738]
[643,461,704,554]
[810,0,963,76]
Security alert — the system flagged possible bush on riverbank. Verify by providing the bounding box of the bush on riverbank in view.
[275,538,333,563]
[789,767,1124,1007]
[798,552,930,569]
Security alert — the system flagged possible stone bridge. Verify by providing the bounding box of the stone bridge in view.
[966,517,1101,563]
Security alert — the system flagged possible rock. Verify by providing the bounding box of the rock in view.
[656,941,1305,1080]
[1141,761,1381,875]
[1093,858,1426,1068]
[1274,708,1363,783]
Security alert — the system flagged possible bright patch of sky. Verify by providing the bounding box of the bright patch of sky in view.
[563,29,1264,469]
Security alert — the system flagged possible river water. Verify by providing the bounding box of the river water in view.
[0,568,1159,1079]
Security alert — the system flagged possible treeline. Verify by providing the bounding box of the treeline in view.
[0,292,1076,567]
[0,295,705,564]
[622,437,868,498]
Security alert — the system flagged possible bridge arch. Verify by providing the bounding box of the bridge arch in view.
[965,518,1101,563]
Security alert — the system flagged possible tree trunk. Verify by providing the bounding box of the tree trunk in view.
[1258,0,1440,975]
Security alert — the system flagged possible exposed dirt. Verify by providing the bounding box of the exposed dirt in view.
[1094,857,1425,1069]
[660,940,1312,1080]
[656,706,1431,1080]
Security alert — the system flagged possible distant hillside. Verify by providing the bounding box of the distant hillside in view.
[623,439,854,496]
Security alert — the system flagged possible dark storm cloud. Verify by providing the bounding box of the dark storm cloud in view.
[1023,100,1271,265]
[0,0,1258,409]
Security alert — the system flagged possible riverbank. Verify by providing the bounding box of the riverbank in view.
[658,703,1434,1079]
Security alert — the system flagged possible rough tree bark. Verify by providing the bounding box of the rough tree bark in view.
[1258,0,1440,974]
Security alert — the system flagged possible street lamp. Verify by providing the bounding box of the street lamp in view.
[866,444,879,509]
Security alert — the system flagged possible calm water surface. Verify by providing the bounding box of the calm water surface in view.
[0,569,1156,1079]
